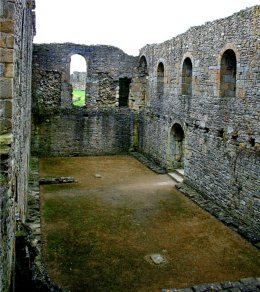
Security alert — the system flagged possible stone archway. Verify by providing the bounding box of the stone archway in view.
[169,123,185,169]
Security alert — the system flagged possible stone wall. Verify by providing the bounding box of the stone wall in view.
[32,44,138,157]
[31,108,136,157]
[136,6,260,242]
[0,0,35,290]
[32,43,138,108]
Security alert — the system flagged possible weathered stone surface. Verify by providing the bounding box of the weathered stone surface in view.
[39,176,77,184]
[0,20,14,33]
[0,0,35,290]
[0,48,13,62]
[0,77,12,98]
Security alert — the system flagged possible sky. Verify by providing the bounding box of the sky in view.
[34,0,259,71]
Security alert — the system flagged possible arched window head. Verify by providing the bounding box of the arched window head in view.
[220,49,237,97]
[182,58,192,96]
[157,62,164,98]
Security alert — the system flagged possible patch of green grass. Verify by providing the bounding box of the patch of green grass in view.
[72,90,86,106]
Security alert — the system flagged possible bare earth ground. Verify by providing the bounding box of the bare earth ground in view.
[40,156,260,292]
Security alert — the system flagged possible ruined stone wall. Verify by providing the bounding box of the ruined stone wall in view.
[33,43,138,108]
[136,6,260,241]
[0,0,35,290]
[32,44,138,156]
[70,71,86,91]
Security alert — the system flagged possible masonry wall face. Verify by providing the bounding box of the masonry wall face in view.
[0,0,35,290]
[32,43,138,108]
[137,6,260,241]
[31,108,136,157]
[32,44,138,156]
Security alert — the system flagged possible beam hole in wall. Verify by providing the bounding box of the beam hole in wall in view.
[119,78,131,107]
[217,129,224,138]
[249,138,255,147]
[157,62,164,98]
[182,57,192,96]
[220,49,237,97]
[70,54,87,107]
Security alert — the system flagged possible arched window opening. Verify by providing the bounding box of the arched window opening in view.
[182,58,192,96]
[220,49,237,97]
[139,56,148,77]
[70,54,87,106]
[170,123,185,169]
[139,56,148,103]
[157,62,164,98]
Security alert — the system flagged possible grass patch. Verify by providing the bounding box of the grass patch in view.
[72,90,86,106]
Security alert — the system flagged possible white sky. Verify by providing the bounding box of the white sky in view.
[34,0,259,71]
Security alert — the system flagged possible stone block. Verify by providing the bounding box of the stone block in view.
[0,133,12,146]
[0,48,13,62]
[0,118,12,134]
[0,20,14,33]
[6,35,14,48]
[0,77,13,98]
[0,99,12,118]
[5,63,14,78]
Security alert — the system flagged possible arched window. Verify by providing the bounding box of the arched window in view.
[157,62,164,98]
[220,49,237,97]
[70,54,87,106]
[182,58,192,96]
[139,56,148,102]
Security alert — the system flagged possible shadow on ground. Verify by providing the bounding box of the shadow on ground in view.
[40,156,260,292]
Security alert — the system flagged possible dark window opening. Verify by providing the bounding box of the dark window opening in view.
[119,78,131,107]
[220,49,237,97]
[182,57,192,96]
[157,62,164,98]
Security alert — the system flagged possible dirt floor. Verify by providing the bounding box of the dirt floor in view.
[40,155,260,292]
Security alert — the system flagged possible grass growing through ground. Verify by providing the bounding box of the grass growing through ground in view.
[72,90,85,106]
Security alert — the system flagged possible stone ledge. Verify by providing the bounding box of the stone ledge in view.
[39,176,77,184]
[162,277,260,291]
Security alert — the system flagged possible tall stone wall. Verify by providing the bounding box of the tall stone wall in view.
[0,0,35,290]
[136,6,260,242]
[33,43,138,108]
[32,44,138,156]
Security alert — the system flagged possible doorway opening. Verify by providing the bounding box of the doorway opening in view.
[170,123,185,169]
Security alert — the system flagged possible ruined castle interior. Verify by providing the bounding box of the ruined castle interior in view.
[0,0,259,291]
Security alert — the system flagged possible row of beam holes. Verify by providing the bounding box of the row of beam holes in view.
[218,129,255,147]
